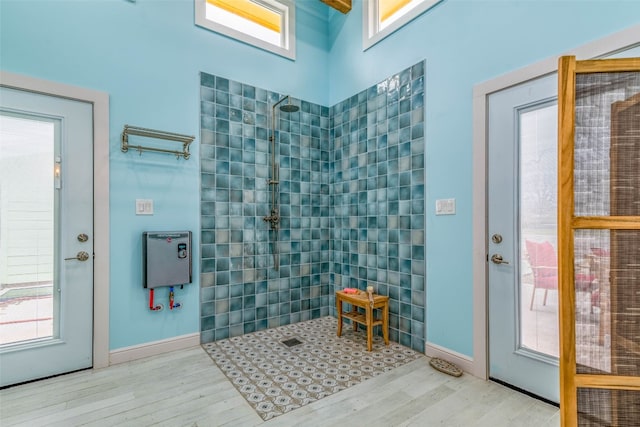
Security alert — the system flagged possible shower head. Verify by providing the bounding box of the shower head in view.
[273,95,299,113]
[279,103,299,112]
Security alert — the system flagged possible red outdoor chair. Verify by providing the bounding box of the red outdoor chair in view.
[525,240,596,311]
[525,240,558,310]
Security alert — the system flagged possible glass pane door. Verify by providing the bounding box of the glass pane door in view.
[488,72,559,403]
[0,113,59,345]
[0,85,93,387]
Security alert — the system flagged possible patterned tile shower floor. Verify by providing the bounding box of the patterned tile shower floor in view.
[202,316,423,421]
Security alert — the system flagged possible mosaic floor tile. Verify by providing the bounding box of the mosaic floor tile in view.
[202,316,422,421]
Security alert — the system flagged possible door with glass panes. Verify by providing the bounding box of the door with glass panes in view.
[488,72,560,403]
[0,86,94,387]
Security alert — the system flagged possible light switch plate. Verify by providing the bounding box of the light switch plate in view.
[435,198,456,215]
[136,199,153,215]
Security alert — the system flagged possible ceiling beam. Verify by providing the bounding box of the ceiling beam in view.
[320,0,351,14]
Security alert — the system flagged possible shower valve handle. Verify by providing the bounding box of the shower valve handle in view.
[263,215,280,228]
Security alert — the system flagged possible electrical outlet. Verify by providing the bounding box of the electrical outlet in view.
[435,198,456,215]
[136,199,154,215]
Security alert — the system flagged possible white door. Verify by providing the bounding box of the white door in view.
[488,73,560,403]
[0,87,93,387]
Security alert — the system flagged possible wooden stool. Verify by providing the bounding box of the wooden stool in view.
[336,290,389,351]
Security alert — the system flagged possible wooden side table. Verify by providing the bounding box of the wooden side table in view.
[336,290,389,351]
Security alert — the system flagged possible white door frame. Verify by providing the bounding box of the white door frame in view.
[0,71,110,370]
[470,25,640,379]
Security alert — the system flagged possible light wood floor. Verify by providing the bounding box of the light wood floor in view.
[0,346,559,426]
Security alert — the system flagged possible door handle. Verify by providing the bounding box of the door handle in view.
[491,254,510,265]
[65,251,90,262]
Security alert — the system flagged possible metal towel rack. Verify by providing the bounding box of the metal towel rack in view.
[121,125,195,160]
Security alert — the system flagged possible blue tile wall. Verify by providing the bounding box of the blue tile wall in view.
[200,73,332,343]
[328,61,426,352]
[200,61,425,352]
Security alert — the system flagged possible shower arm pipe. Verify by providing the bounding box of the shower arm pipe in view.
[266,95,298,271]
[269,96,291,182]
[272,95,292,111]
[273,231,280,271]
[268,97,288,271]
[269,96,292,210]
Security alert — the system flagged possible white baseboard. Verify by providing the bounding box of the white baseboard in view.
[109,333,200,365]
[425,341,476,376]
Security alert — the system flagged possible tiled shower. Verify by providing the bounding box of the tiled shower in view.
[200,61,425,352]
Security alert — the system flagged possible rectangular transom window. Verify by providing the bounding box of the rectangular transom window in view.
[363,0,441,50]
[195,0,295,60]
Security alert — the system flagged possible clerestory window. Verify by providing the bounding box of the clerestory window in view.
[195,0,296,60]
[363,0,441,50]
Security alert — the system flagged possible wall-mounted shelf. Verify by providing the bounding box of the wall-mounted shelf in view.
[121,125,195,160]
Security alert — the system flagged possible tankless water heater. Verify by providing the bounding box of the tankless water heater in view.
[142,231,192,288]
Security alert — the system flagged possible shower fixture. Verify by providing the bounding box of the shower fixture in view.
[278,99,299,113]
[263,95,299,271]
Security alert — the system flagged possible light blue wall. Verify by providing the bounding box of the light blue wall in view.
[0,0,330,350]
[327,0,640,356]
